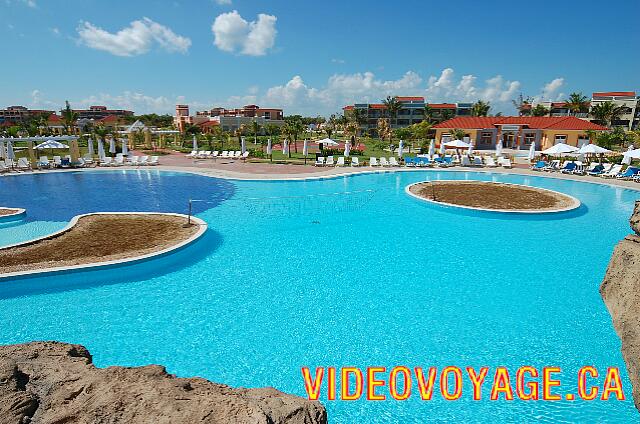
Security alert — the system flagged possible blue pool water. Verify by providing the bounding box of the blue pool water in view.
[0,169,638,422]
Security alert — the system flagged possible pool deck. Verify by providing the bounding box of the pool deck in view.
[3,151,640,191]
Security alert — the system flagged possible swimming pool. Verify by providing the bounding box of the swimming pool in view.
[0,169,637,422]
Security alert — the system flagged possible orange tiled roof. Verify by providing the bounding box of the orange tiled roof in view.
[97,115,119,123]
[396,96,424,101]
[433,116,608,131]
[592,91,636,97]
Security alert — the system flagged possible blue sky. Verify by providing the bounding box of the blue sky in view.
[1,0,638,116]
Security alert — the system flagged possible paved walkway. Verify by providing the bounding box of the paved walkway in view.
[4,151,640,191]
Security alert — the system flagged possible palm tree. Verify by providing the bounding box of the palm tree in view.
[377,118,391,144]
[564,92,589,116]
[284,117,304,153]
[61,101,79,135]
[423,104,435,124]
[471,100,491,117]
[250,119,262,145]
[590,101,627,128]
[531,104,549,117]
[382,96,402,128]
[451,128,466,140]
[234,124,246,148]
[512,94,532,116]
[346,108,366,144]
[440,109,454,122]
[264,123,280,141]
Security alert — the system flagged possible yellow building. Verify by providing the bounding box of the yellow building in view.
[433,116,608,150]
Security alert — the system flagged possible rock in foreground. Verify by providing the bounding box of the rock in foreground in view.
[0,341,327,424]
[600,200,640,413]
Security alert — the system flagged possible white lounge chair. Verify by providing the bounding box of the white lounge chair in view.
[325,156,335,166]
[212,151,219,158]
[351,157,360,167]
[602,164,622,178]
[335,157,345,167]
[473,157,484,167]
[112,156,125,166]
[148,156,159,166]
[138,156,149,166]
[186,150,198,158]
[314,157,325,167]
[484,157,497,167]
[370,157,379,167]
[380,157,390,167]
[221,151,229,158]
[500,158,512,168]
[235,151,242,158]
[99,157,112,167]
[0,161,9,173]
[461,156,473,167]
[17,157,32,171]
[53,156,62,168]
[241,151,249,161]
[128,156,139,166]
[389,157,400,167]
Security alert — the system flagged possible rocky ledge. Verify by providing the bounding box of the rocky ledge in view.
[0,341,327,424]
[601,200,640,412]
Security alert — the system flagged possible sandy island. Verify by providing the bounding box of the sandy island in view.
[0,208,22,217]
[0,214,201,275]
[408,180,578,212]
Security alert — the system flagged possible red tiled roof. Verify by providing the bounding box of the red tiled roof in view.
[47,114,61,123]
[396,96,424,101]
[197,121,219,127]
[369,104,387,109]
[433,116,608,131]
[592,91,636,97]
[550,102,568,107]
[342,105,354,110]
[427,103,456,109]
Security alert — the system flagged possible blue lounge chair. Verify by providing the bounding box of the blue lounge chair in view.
[560,162,576,174]
[404,156,415,167]
[417,157,432,167]
[586,164,606,176]
[531,160,547,171]
[616,166,640,180]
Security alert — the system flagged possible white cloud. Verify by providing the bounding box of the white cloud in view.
[424,68,520,104]
[214,0,232,4]
[8,0,37,8]
[540,78,565,101]
[331,58,345,64]
[211,10,277,56]
[77,17,191,57]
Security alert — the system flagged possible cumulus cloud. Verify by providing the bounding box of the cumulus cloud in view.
[211,10,277,56]
[424,68,520,104]
[77,17,191,57]
[539,78,565,101]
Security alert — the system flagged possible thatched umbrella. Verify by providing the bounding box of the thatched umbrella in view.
[27,141,36,165]
[70,139,81,163]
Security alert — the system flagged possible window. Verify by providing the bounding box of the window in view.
[554,135,567,144]
[524,133,536,145]
[480,131,493,145]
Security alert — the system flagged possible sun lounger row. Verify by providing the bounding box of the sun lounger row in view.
[0,157,32,173]
[186,150,249,160]
[403,155,512,169]
[99,154,159,167]
[314,156,361,167]
[532,160,640,181]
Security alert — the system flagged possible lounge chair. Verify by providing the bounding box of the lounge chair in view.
[588,163,610,176]
[632,173,640,183]
[542,160,560,172]
[241,151,249,161]
[616,166,640,180]
[212,151,219,158]
[572,161,585,175]
[195,150,206,158]
[232,151,241,159]
[186,150,198,158]
[389,157,400,167]
[17,157,32,171]
[99,157,112,167]
[221,151,229,158]
[82,154,95,165]
[128,156,139,166]
[335,157,345,167]
[560,162,577,174]
[380,157,390,167]
[531,160,547,171]
[325,156,335,166]
[112,156,125,167]
[417,157,433,167]
[37,156,51,168]
[461,156,473,167]
[53,156,62,168]
[314,157,325,167]
[148,156,159,166]
[0,161,9,173]
[351,157,360,167]
[602,164,623,178]
[484,156,498,167]
[581,163,600,175]
[472,157,484,167]
[404,156,415,167]
[138,155,149,166]
[370,157,379,167]
[500,158,513,169]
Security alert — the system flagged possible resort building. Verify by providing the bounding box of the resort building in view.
[0,106,55,125]
[71,106,134,121]
[433,116,608,150]
[175,104,285,133]
[342,97,474,136]
[590,91,639,130]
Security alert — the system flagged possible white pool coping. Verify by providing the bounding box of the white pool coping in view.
[0,207,26,222]
[0,212,207,281]
[405,180,582,214]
